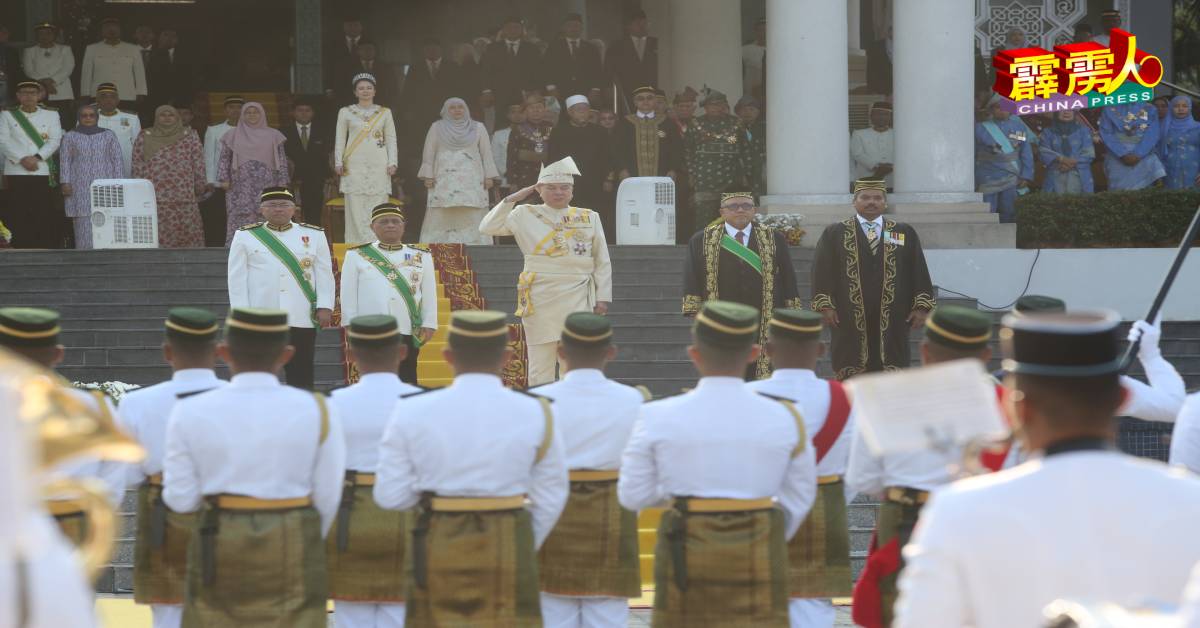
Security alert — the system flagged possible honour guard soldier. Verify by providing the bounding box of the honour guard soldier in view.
[0,81,64,249]
[895,311,1200,628]
[619,300,818,627]
[479,156,613,386]
[162,308,346,627]
[340,204,438,385]
[533,312,646,628]
[120,308,226,628]
[747,309,855,628]
[95,82,142,177]
[328,315,420,627]
[374,310,569,627]
[227,186,334,391]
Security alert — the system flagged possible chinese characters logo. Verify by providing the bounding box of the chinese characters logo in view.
[993,29,1162,102]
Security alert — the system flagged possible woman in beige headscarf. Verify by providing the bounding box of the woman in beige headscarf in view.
[132,105,208,248]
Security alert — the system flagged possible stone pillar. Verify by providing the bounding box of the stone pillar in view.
[294,0,323,95]
[891,0,976,199]
[848,0,863,55]
[763,0,849,205]
[666,0,742,102]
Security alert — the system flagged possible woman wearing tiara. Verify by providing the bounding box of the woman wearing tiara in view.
[334,72,399,244]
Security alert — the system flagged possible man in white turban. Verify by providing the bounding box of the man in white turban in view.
[480,156,613,386]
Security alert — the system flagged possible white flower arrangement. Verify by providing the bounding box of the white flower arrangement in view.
[756,214,807,245]
[73,381,141,403]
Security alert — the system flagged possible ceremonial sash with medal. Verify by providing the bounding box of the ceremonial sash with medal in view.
[246,225,318,326]
[10,108,58,187]
[720,234,763,275]
[355,244,426,347]
[342,107,386,167]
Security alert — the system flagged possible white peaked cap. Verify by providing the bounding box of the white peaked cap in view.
[538,157,582,184]
[565,94,590,109]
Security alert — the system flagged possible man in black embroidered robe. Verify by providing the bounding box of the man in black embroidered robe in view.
[681,186,802,379]
[811,179,935,380]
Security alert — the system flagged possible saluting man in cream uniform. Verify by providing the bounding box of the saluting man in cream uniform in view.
[227,186,334,391]
[95,82,141,177]
[341,203,438,385]
[479,156,613,386]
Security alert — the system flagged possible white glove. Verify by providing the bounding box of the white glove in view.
[1127,318,1162,361]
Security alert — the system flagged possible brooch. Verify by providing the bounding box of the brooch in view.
[386,271,399,280]
[726,135,738,144]
[302,236,310,247]
[300,257,313,269]
[657,130,666,138]
[573,241,588,255]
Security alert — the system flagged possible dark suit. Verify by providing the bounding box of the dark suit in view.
[402,57,465,139]
[281,121,332,224]
[479,39,542,110]
[148,48,194,110]
[326,35,365,93]
[542,37,603,101]
[606,36,658,100]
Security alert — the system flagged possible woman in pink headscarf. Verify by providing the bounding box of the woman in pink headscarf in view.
[216,101,289,243]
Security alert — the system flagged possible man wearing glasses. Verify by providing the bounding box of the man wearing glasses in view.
[681,182,802,379]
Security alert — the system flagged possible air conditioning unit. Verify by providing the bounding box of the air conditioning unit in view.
[89,179,158,249]
[616,177,675,245]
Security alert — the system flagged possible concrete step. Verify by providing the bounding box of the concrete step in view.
[61,345,345,367]
[4,289,230,306]
[59,364,349,387]
[0,274,230,291]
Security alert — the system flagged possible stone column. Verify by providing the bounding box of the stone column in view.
[891,0,976,199]
[294,0,323,95]
[666,0,742,102]
[763,0,850,205]
[848,0,864,55]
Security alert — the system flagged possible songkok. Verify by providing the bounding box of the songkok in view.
[99,17,120,25]
[720,180,755,204]
[694,301,759,350]
[870,101,892,113]
[165,308,219,342]
[1000,310,1122,377]
[735,95,760,110]
[674,87,699,104]
[924,305,993,351]
[223,95,245,106]
[561,312,612,347]
[96,82,119,95]
[371,202,405,222]
[565,94,590,110]
[347,315,402,347]
[537,157,581,184]
[769,309,822,341]
[503,15,523,26]
[16,81,42,91]
[448,310,509,350]
[654,88,667,97]
[259,186,295,203]
[853,178,888,195]
[34,22,56,32]
[700,89,728,106]
[1013,295,1066,315]
[0,308,61,348]
[632,85,656,97]
[225,308,289,340]
[352,73,377,86]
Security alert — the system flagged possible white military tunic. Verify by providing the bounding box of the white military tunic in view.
[849,126,895,189]
[895,450,1200,628]
[227,222,335,329]
[340,242,438,335]
[374,373,569,547]
[80,40,147,98]
[203,121,233,185]
[22,44,76,101]
[0,106,62,177]
[97,109,141,177]
[1169,392,1200,473]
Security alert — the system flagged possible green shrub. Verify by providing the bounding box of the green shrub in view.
[1016,188,1200,248]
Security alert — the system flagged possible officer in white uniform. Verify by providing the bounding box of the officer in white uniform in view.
[203,95,243,187]
[0,82,63,249]
[95,82,141,177]
[340,203,438,385]
[21,22,76,128]
[120,308,226,628]
[227,186,334,391]
[747,309,856,628]
[895,310,1200,628]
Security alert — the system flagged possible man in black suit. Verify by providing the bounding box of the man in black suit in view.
[479,16,542,111]
[345,40,400,109]
[326,16,365,95]
[148,29,194,114]
[606,10,658,107]
[281,98,332,225]
[402,38,464,138]
[542,13,603,108]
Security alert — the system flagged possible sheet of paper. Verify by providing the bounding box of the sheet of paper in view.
[846,359,1007,456]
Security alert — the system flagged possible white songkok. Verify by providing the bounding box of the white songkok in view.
[565,94,590,110]
[538,157,581,185]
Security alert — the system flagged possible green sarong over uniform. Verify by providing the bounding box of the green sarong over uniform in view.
[653,501,788,628]
[326,478,408,602]
[537,477,640,598]
[873,490,926,628]
[134,480,194,604]
[788,479,851,598]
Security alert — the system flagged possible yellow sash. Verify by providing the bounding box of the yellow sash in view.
[342,107,387,166]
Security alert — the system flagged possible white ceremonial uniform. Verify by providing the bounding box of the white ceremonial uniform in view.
[227,222,335,329]
[846,412,959,498]
[532,369,645,628]
[97,109,141,177]
[619,376,819,539]
[203,121,233,185]
[22,44,77,101]
[850,126,895,189]
[0,107,62,176]
[747,369,857,628]
[492,127,512,187]
[479,200,613,387]
[374,373,569,548]
[1170,392,1200,473]
[80,40,147,98]
[119,369,225,628]
[162,372,346,535]
[329,372,419,628]
[340,242,438,335]
[1117,322,1187,424]
[894,451,1200,628]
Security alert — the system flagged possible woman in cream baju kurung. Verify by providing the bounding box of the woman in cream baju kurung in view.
[334,73,398,245]
[419,98,500,244]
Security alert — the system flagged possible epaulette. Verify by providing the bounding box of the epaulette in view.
[348,242,371,250]
[409,243,430,252]
[238,222,264,230]
[399,386,439,399]
[755,391,799,403]
[176,387,218,400]
[298,222,324,231]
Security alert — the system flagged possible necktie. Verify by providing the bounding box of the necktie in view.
[509,42,517,57]
[866,223,879,255]
[735,230,745,245]
[300,125,309,150]
[429,60,437,78]
[569,40,577,56]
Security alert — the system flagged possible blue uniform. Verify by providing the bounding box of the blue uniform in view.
[1038,121,1095,194]
[975,116,1033,223]
[1100,102,1165,190]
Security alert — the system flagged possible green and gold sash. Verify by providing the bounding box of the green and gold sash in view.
[355,244,425,347]
[720,234,763,275]
[247,225,318,326]
[10,108,58,187]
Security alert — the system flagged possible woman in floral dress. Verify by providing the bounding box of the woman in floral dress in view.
[131,105,207,248]
[418,97,498,243]
[59,103,123,248]
[333,73,398,245]
[217,101,289,243]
